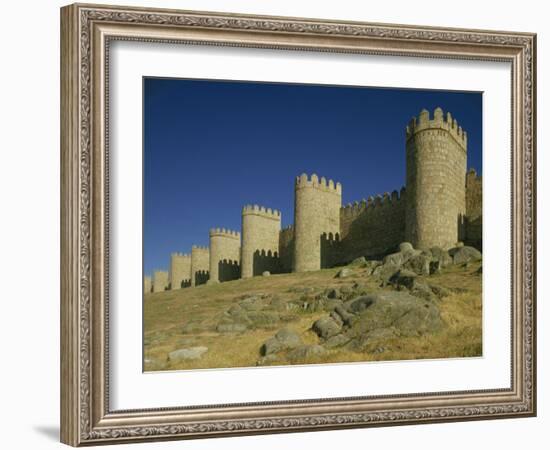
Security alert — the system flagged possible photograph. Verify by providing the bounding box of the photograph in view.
[142,78,483,371]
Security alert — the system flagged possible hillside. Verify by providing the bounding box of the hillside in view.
[144,248,482,372]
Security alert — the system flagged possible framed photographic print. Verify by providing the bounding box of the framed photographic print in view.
[60,3,537,446]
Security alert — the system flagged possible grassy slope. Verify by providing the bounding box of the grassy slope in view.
[144,261,482,371]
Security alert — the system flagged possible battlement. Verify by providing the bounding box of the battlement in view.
[406,107,467,150]
[295,173,342,195]
[191,245,209,252]
[341,187,406,219]
[209,228,241,239]
[171,252,190,258]
[242,204,281,220]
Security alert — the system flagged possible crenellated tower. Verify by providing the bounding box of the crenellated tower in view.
[152,270,168,293]
[209,228,241,283]
[405,107,467,250]
[241,205,281,278]
[190,245,210,286]
[294,174,342,272]
[169,252,191,290]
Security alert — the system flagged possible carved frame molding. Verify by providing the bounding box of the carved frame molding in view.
[60,3,536,446]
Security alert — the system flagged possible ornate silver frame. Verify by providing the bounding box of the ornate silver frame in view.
[60,3,536,446]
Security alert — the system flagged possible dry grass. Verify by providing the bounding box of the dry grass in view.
[144,261,482,371]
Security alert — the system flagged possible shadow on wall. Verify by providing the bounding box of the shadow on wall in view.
[195,270,209,286]
[252,249,282,276]
[181,279,191,288]
[321,232,342,269]
[218,259,240,282]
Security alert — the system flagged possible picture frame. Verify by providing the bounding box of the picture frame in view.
[60,2,536,446]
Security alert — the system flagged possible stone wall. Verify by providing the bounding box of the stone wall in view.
[465,169,482,249]
[405,108,467,250]
[294,174,342,272]
[191,246,209,286]
[152,270,168,293]
[169,253,191,290]
[209,228,241,282]
[339,189,406,262]
[144,275,151,295]
[278,225,294,273]
[241,205,282,277]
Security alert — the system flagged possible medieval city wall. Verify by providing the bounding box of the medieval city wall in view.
[144,275,151,295]
[465,169,482,249]
[278,225,294,273]
[191,246,209,286]
[294,174,342,272]
[146,107,482,284]
[241,205,282,277]
[339,188,407,262]
[405,108,467,250]
[209,228,241,282]
[152,270,168,293]
[169,252,191,290]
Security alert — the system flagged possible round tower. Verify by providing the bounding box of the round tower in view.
[241,205,281,278]
[405,107,468,250]
[293,174,342,272]
[209,228,241,283]
[169,252,191,290]
[190,245,209,286]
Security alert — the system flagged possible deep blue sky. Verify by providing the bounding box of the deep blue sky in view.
[144,78,482,274]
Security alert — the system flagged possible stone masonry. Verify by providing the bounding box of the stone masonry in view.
[145,108,482,293]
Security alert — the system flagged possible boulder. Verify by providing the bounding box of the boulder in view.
[256,354,280,366]
[449,246,482,265]
[349,256,367,267]
[430,246,453,268]
[382,251,405,267]
[372,262,401,284]
[260,328,302,356]
[402,254,431,275]
[287,345,326,363]
[399,242,414,253]
[347,291,442,338]
[262,271,271,277]
[216,322,248,333]
[336,268,353,278]
[389,269,418,290]
[312,316,342,339]
[326,288,341,299]
[168,346,208,362]
[324,333,351,348]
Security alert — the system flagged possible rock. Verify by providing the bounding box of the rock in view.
[382,251,405,267]
[247,310,280,327]
[410,282,437,302]
[260,328,302,356]
[389,269,418,290]
[347,291,442,338]
[267,296,286,311]
[430,247,453,268]
[181,321,205,334]
[312,316,342,339]
[402,254,431,275]
[324,333,351,348]
[350,256,367,267]
[274,328,302,348]
[168,346,208,361]
[287,345,326,363]
[372,262,400,283]
[449,246,482,265]
[333,304,356,325]
[239,296,270,311]
[326,288,341,299]
[216,322,248,333]
[336,268,353,278]
[262,271,271,277]
[399,242,414,253]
